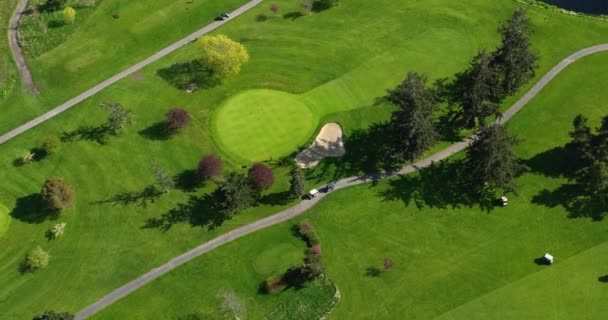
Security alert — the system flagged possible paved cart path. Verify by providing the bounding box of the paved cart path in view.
[8,0,39,95]
[75,44,608,319]
[0,0,263,145]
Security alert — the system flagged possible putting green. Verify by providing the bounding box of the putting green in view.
[0,203,9,239]
[213,89,315,162]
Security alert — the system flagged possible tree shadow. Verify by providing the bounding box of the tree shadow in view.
[10,194,58,224]
[48,19,66,28]
[92,186,163,208]
[524,145,579,179]
[532,185,605,221]
[533,257,550,266]
[255,14,268,22]
[157,60,218,91]
[312,122,398,182]
[61,125,111,144]
[312,1,334,12]
[142,194,227,231]
[283,11,304,20]
[378,159,495,212]
[598,275,608,283]
[174,169,202,193]
[259,191,293,206]
[365,267,382,277]
[138,122,171,141]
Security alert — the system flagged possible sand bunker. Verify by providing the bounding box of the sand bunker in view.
[296,123,345,168]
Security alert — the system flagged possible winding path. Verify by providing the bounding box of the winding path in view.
[8,0,39,95]
[0,0,263,145]
[75,44,608,319]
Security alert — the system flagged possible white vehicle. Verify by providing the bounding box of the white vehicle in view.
[308,188,320,199]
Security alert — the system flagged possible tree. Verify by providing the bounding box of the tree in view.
[575,161,608,205]
[217,290,246,319]
[315,0,340,10]
[465,124,527,194]
[99,102,133,135]
[569,114,593,167]
[248,163,275,191]
[197,35,249,82]
[456,50,502,129]
[270,3,279,15]
[41,136,60,155]
[151,162,174,193]
[63,6,76,24]
[302,1,313,14]
[44,0,67,11]
[20,150,35,164]
[198,154,222,180]
[216,172,257,214]
[493,8,538,95]
[383,257,395,271]
[49,222,67,239]
[386,72,438,161]
[32,310,74,320]
[289,166,306,198]
[25,246,51,271]
[165,108,190,132]
[41,177,75,212]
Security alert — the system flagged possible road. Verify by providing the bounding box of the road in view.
[8,0,39,95]
[75,44,608,319]
[0,0,264,145]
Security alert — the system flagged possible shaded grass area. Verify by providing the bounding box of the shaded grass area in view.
[91,53,608,319]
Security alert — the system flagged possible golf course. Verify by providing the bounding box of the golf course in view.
[0,0,607,319]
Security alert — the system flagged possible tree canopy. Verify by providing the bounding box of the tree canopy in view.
[41,177,75,212]
[197,35,249,82]
[386,72,438,161]
[215,172,257,214]
[248,163,275,191]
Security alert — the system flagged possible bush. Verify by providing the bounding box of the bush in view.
[41,136,60,155]
[41,177,75,212]
[20,150,35,164]
[43,0,67,11]
[297,219,319,245]
[25,246,50,271]
[248,163,275,191]
[165,108,190,132]
[63,6,76,24]
[310,244,322,257]
[32,310,74,320]
[198,155,222,180]
[264,275,286,294]
[49,222,66,239]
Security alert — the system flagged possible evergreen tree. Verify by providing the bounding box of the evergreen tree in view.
[493,8,538,95]
[215,172,257,214]
[574,161,608,205]
[387,72,438,161]
[466,124,527,194]
[457,50,502,129]
[569,114,593,167]
[289,166,306,198]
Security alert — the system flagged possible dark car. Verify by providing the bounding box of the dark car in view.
[218,12,230,20]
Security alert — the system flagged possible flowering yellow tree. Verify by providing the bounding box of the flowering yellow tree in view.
[63,6,76,24]
[197,35,249,82]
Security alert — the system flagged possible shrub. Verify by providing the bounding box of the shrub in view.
[310,244,322,256]
[49,222,66,239]
[165,108,190,132]
[112,12,120,19]
[197,35,249,82]
[41,136,60,155]
[297,219,320,246]
[25,246,50,271]
[198,155,222,180]
[41,177,75,212]
[264,275,286,294]
[63,6,76,24]
[44,0,67,11]
[20,150,35,164]
[270,3,279,14]
[248,163,275,191]
[32,310,74,320]
[383,257,395,271]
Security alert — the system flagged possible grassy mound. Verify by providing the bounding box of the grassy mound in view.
[213,89,315,162]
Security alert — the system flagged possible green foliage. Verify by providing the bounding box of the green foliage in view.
[99,102,133,135]
[41,136,60,155]
[197,35,249,82]
[43,0,67,11]
[466,124,527,194]
[40,177,75,212]
[263,278,338,320]
[215,172,257,215]
[455,50,502,129]
[49,222,66,239]
[217,290,246,319]
[20,150,35,165]
[151,162,174,193]
[62,6,76,24]
[289,166,306,198]
[387,72,438,160]
[32,310,74,320]
[493,8,538,95]
[25,246,51,271]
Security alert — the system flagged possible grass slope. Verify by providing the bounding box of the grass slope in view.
[93,53,608,318]
[0,0,608,318]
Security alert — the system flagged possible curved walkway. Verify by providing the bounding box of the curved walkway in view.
[75,44,608,319]
[8,0,39,95]
[0,0,263,145]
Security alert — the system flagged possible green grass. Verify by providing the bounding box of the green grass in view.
[92,53,608,319]
[263,277,338,320]
[0,203,9,239]
[1,0,608,318]
[0,0,18,99]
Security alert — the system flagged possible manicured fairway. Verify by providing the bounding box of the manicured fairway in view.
[92,53,608,319]
[1,0,608,319]
[0,203,9,239]
[213,89,315,162]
